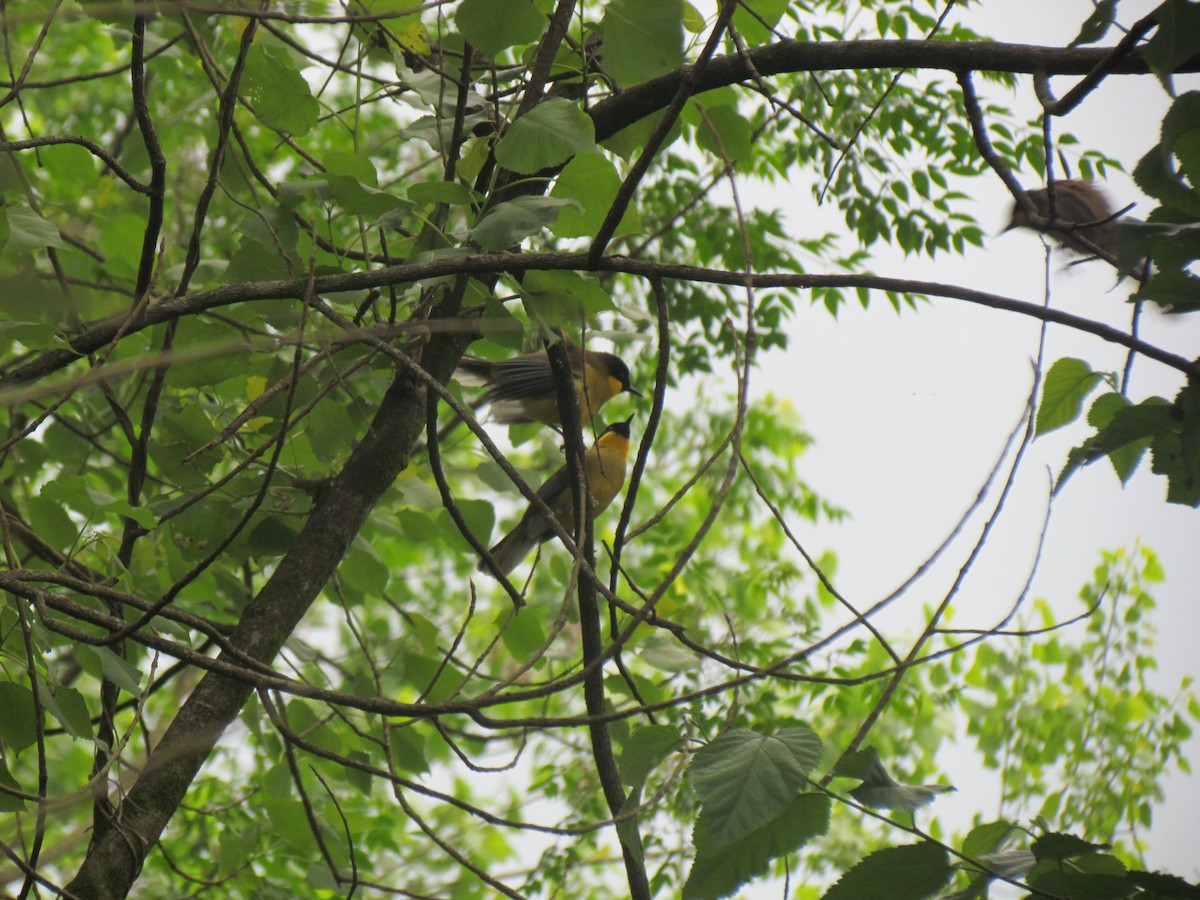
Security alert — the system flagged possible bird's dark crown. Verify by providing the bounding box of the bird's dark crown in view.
[603,415,634,439]
[602,353,633,385]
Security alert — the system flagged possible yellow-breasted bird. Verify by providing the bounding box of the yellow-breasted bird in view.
[481,416,634,575]
[1004,179,1117,258]
[457,335,641,427]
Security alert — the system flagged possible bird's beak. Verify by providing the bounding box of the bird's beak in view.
[626,386,644,398]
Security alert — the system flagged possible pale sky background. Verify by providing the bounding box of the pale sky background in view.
[446,1,1199,892]
[296,2,1196,892]
[737,0,1199,889]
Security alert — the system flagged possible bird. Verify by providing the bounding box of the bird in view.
[480,416,634,575]
[1004,179,1118,258]
[456,335,641,428]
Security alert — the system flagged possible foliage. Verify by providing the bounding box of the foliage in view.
[0,1,1197,898]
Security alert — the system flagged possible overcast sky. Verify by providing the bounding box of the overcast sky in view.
[738,0,1199,886]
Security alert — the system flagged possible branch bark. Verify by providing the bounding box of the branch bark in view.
[25,29,1196,899]
[63,332,466,897]
[5,255,1195,393]
[588,37,1198,142]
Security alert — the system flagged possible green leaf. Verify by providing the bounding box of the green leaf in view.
[688,726,823,850]
[497,604,547,662]
[243,44,319,135]
[85,488,158,529]
[619,725,683,788]
[38,684,93,741]
[96,212,148,281]
[95,647,144,695]
[952,821,1018,898]
[1169,375,1200,505]
[1133,137,1200,216]
[1144,1,1200,81]
[1036,358,1104,435]
[223,206,301,283]
[1088,392,1151,483]
[470,196,572,250]
[389,724,431,775]
[446,498,494,547]
[25,493,79,552]
[550,151,641,239]
[614,725,683,865]
[637,632,701,671]
[407,180,478,207]
[820,842,953,900]
[494,98,597,175]
[341,542,390,599]
[1070,0,1115,45]
[1059,394,1175,490]
[1127,870,1200,898]
[1028,857,1131,900]
[4,204,64,251]
[1097,397,1174,450]
[0,757,26,812]
[683,794,831,900]
[399,651,463,703]
[602,0,684,88]
[0,681,38,752]
[1138,264,1200,313]
[1176,128,1200,188]
[693,102,754,165]
[263,792,313,850]
[324,151,378,186]
[323,174,411,221]
[731,0,789,46]
[1031,832,1109,861]
[682,0,706,33]
[397,507,440,542]
[603,108,682,160]
[960,820,1015,860]
[247,515,299,559]
[1152,423,1200,507]
[1161,92,1200,157]
[455,0,546,58]
[834,747,955,812]
[521,269,615,329]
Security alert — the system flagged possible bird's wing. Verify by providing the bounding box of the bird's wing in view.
[1051,191,1107,226]
[531,464,572,516]
[483,354,579,402]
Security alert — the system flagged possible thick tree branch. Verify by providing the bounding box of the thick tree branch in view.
[588,38,1199,142]
[63,328,469,897]
[5,255,1195,393]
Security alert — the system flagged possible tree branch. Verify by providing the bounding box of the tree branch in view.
[6,255,1195,392]
[63,328,470,897]
[588,38,1199,143]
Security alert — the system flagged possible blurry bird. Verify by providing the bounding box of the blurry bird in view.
[1004,179,1118,258]
[481,416,634,575]
[457,335,641,428]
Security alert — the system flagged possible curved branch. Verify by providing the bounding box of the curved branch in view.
[0,136,151,193]
[5,254,1196,392]
[588,38,1199,143]
[63,326,472,897]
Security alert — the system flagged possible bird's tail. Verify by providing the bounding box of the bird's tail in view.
[480,524,536,576]
[455,356,493,387]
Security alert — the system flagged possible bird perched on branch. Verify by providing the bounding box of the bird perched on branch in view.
[480,416,634,575]
[1004,179,1118,258]
[457,335,641,428]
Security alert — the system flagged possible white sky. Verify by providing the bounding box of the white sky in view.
[739,0,1199,887]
